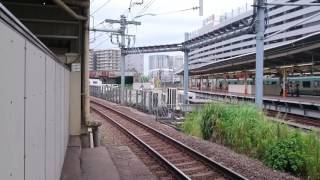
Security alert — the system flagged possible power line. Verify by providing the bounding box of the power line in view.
[135,0,156,17]
[128,0,144,12]
[91,0,112,15]
[91,35,111,49]
[138,0,155,14]
[151,7,200,16]
[89,32,107,41]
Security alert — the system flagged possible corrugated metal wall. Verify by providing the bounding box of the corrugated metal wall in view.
[0,17,70,180]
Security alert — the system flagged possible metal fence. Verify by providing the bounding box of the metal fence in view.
[90,85,205,122]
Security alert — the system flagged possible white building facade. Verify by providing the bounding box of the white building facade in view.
[89,49,120,71]
[187,0,320,70]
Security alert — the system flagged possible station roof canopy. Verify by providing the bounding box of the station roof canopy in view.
[185,32,320,76]
[1,0,89,64]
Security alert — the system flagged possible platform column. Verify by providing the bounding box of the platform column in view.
[183,32,189,105]
[223,74,227,92]
[215,78,218,90]
[255,0,265,108]
[207,75,211,91]
[282,68,287,97]
[211,75,214,91]
[244,71,248,95]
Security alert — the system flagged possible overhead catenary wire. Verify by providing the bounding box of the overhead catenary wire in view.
[127,0,143,19]
[135,6,200,18]
[91,0,112,15]
[91,35,111,49]
[135,0,156,18]
[89,32,107,42]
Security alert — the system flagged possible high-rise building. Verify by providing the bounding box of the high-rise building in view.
[89,49,120,71]
[148,54,183,83]
[125,54,144,74]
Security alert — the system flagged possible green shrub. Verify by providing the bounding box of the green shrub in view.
[181,102,320,179]
[265,134,305,176]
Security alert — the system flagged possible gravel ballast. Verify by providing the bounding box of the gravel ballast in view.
[91,97,298,180]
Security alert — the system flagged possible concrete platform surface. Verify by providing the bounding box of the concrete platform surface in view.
[107,146,157,180]
[61,148,82,180]
[61,136,82,180]
[81,147,121,180]
[190,89,320,105]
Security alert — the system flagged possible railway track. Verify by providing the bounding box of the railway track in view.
[90,100,247,180]
[266,110,320,131]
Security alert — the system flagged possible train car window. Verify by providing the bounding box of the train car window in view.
[272,81,277,85]
[302,81,311,88]
[314,81,320,87]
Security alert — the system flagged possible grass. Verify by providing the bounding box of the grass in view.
[181,111,202,138]
[181,102,320,179]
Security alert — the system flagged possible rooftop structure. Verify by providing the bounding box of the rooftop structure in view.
[187,0,320,74]
[189,3,251,39]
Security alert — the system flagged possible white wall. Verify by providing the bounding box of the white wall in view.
[0,19,70,180]
[229,84,281,96]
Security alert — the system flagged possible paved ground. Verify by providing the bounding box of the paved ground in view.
[91,111,162,179]
[107,145,157,180]
[61,134,156,180]
[61,136,82,180]
[81,147,121,180]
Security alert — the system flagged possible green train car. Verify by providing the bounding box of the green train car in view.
[218,76,320,96]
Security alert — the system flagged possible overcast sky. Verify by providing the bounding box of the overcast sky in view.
[89,0,250,74]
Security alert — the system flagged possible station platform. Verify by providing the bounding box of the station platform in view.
[188,89,320,119]
[61,135,156,180]
[61,136,121,180]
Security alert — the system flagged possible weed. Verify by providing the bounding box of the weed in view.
[182,102,320,179]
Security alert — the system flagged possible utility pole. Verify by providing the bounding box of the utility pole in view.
[120,15,126,105]
[199,0,203,16]
[100,15,141,104]
[255,0,265,108]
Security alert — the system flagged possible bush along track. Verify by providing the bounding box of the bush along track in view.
[181,102,320,179]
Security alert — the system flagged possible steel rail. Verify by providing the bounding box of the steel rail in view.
[90,106,190,180]
[91,99,248,180]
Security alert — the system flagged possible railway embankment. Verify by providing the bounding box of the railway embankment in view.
[182,102,320,179]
